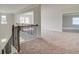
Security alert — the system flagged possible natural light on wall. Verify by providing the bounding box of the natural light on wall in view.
[1,38,7,43]
[72,17,79,25]
[1,15,7,24]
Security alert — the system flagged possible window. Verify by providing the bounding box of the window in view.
[19,16,24,23]
[18,11,34,24]
[19,16,30,24]
[25,17,29,23]
[72,17,79,25]
[1,15,7,24]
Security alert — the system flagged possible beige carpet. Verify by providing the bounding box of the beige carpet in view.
[20,38,65,54]
[19,31,79,54]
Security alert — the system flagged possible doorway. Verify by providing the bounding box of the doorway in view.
[62,13,79,33]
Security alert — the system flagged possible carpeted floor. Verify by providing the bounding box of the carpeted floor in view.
[19,31,79,54]
[20,38,65,54]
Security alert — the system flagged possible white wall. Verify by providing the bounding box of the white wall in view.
[41,4,79,32]
[0,14,14,53]
[0,14,14,40]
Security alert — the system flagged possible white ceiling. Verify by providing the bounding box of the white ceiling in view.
[20,11,34,15]
[0,4,31,13]
[63,12,79,16]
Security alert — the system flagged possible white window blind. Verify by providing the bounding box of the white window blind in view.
[25,17,29,23]
[19,16,30,24]
[19,16,24,23]
[1,15,7,24]
[72,17,79,25]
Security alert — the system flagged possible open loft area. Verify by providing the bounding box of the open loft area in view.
[1,4,79,54]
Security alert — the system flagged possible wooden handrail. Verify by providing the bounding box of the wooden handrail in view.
[12,25,20,52]
[2,24,38,54]
[13,24,38,52]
